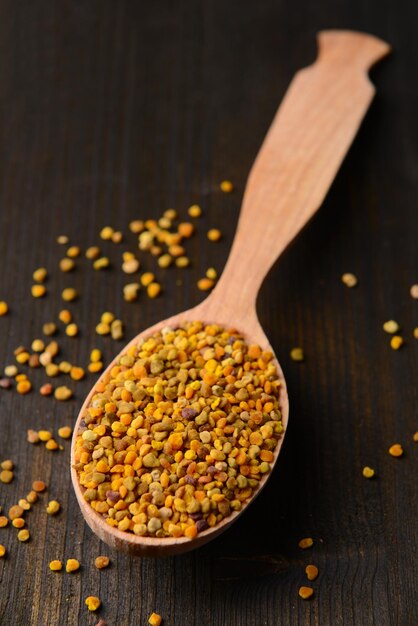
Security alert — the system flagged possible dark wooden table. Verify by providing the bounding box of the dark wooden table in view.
[0,2,416,625]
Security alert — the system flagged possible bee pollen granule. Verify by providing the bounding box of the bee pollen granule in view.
[85,596,101,611]
[341,273,357,288]
[362,466,375,478]
[95,555,110,569]
[305,564,318,581]
[388,444,403,457]
[66,558,80,572]
[299,586,314,600]
[49,560,63,571]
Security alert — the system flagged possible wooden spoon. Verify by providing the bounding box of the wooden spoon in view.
[71,30,390,556]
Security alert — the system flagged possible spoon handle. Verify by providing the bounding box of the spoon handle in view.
[206,30,390,323]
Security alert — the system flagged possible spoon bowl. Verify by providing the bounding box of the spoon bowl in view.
[71,300,289,556]
[71,29,390,556]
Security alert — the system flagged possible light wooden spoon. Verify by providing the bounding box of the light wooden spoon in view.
[71,30,390,556]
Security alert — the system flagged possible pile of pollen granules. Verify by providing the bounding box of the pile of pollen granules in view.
[73,321,283,539]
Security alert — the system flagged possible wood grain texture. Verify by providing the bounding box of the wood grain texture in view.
[0,1,416,625]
